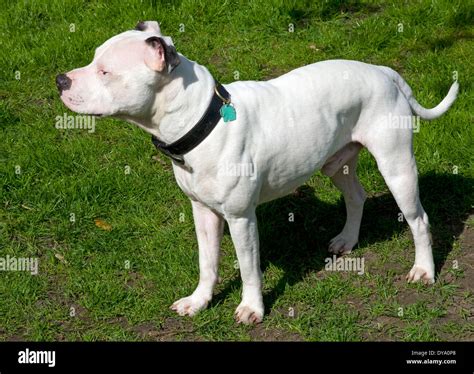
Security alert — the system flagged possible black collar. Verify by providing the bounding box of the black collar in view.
[151,82,231,165]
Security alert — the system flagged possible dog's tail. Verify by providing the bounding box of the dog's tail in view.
[377,66,459,120]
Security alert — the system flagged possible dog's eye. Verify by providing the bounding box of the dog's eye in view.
[99,70,110,76]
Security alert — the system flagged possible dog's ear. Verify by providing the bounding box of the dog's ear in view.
[135,20,162,35]
[144,36,180,74]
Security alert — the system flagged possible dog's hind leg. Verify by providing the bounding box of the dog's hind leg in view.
[364,116,435,284]
[323,144,366,255]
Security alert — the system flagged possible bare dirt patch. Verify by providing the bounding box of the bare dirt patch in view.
[132,317,202,341]
[360,216,474,341]
[249,324,303,341]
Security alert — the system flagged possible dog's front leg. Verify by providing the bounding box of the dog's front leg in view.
[171,200,224,316]
[227,210,264,324]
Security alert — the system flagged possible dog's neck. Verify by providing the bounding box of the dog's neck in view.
[123,56,215,144]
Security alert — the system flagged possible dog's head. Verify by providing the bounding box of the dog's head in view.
[56,21,180,117]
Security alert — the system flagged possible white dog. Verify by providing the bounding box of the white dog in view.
[57,21,458,324]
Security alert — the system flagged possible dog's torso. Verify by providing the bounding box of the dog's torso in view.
[173,59,397,216]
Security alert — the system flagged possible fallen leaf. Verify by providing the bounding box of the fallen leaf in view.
[55,253,68,264]
[94,218,112,231]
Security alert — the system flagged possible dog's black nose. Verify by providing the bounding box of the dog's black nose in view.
[56,74,72,92]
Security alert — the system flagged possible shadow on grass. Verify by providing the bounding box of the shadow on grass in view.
[211,172,473,314]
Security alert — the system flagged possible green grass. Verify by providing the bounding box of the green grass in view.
[0,0,473,341]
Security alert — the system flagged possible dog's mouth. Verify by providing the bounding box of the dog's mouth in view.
[72,112,103,118]
[60,94,104,117]
[74,109,104,117]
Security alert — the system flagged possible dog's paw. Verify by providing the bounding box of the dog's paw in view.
[234,303,264,325]
[406,265,435,284]
[328,233,357,255]
[170,295,209,317]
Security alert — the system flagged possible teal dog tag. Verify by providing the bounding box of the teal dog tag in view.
[220,103,236,122]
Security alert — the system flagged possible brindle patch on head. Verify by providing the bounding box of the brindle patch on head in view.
[135,21,147,31]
